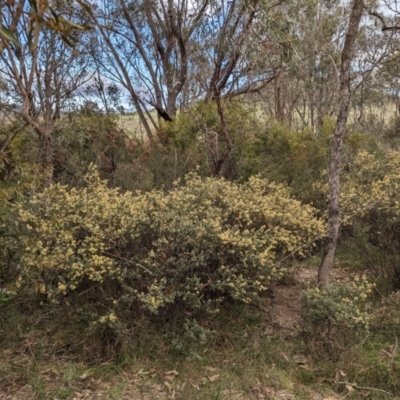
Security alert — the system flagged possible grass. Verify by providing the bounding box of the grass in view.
[117,109,159,139]
[0,293,332,399]
[2,264,400,399]
[0,312,312,397]
[0,286,352,400]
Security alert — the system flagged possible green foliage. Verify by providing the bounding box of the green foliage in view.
[328,291,400,398]
[124,140,204,192]
[340,150,400,218]
[302,276,374,330]
[371,290,400,339]
[12,166,323,350]
[54,108,131,187]
[334,149,400,289]
[301,276,375,359]
[243,118,380,210]
[160,100,264,180]
[0,123,44,287]
[170,319,214,359]
[0,123,43,207]
[242,119,331,207]
[382,114,400,144]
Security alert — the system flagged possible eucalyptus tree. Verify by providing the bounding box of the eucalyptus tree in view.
[90,0,284,140]
[318,0,364,288]
[0,0,92,47]
[0,0,93,183]
[254,0,352,130]
[365,1,400,123]
[254,0,396,133]
[349,14,399,132]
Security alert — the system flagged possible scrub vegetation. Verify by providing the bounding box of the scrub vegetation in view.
[2,0,400,399]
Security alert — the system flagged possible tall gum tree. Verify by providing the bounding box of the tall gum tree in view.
[258,0,343,128]
[318,0,364,288]
[0,0,93,184]
[90,0,284,139]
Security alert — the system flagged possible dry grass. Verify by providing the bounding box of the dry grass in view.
[1,261,400,399]
[0,265,341,400]
[117,110,159,140]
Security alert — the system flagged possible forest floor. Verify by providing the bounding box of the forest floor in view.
[0,262,398,400]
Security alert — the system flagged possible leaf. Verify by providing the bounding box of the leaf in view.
[154,384,164,392]
[292,355,307,364]
[163,380,172,391]
[208,374,219,383]
[60,34,75,48]
[28,0,38,13]
[179,382,187,391]
[381,349,392,357]
[165,370,179,376]
[280,352,290,362]
[76,0,94,17]
[58,17,92,31]
[165,374,176,383]
[49,8,59,24]
[164,370,179,383]
[346,384,353,392]
[339,370,347,377]
[137,369,149,375]
[0,25,20,47]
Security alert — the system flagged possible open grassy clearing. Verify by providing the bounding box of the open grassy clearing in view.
[116,101,399,143]
[118,110,159,139]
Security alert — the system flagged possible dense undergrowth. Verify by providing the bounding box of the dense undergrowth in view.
[1,102,400,399]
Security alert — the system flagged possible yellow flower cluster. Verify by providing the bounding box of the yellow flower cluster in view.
[93,312,118,326]
[16,166,323,317]
[315,150,400,225]
[302,275,375,331]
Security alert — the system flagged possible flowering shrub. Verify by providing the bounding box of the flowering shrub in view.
[340,150,400,222]
[310,149,400,288]
[301,276,375,358]
[313,149,400,224]
[15,166,324,328]
[332,150,400,289]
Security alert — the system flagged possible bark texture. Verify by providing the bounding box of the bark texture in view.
[318,0,364,288]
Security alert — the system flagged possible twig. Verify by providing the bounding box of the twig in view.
[101,251,154,275]
[339,381,393,396]
[368,10,400,32]
[78,283,102,296]
[0,123,29,153]
[391,336,398,369]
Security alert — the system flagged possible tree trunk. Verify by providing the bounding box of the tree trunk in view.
[274,71,284,122]
[318,0,364,288]
[41,130,54,186]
